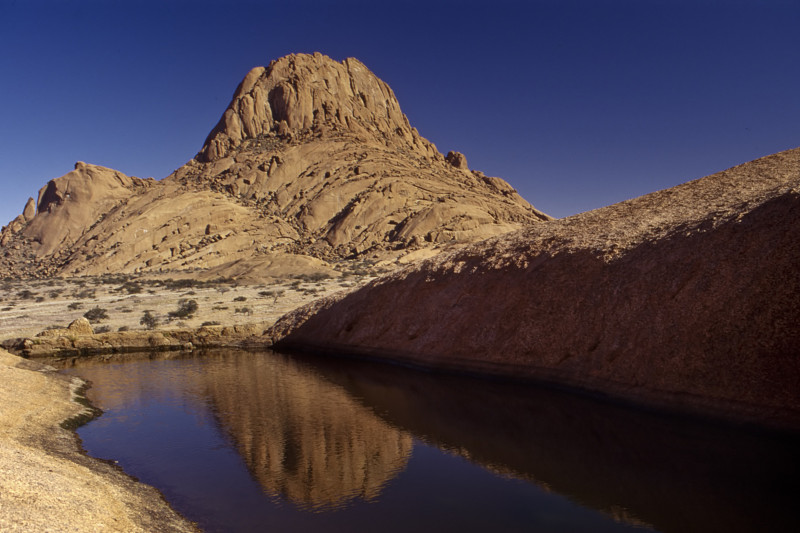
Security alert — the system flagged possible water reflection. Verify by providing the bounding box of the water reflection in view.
[58,350,800,533]
[285,351,800,533]
[198,353,412,511]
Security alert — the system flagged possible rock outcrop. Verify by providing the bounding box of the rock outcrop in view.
[1,53,549,280]
[270,147,800,429]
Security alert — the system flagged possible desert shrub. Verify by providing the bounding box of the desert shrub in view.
[73,289,96,299]
[121,281,142,294]
[2,306,13,311]
[83,306,109,322]
[212,305,229,310]
[49,289,63,298]
[67,302,82,310]
[17,289,35,300]
[201,321,221,327]
[118,326,130,332]
[95,325,111,334]
[162,279,198,290]
[235,307,253,315]
[120,307,133,313]
[35,296,45,303]
[169,299,198,319]
[140,310,158,330]
[296,272,331,282]
[233,296,247,302]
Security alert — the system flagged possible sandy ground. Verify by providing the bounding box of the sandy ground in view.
[0,273,372,342]
[0,348,198,532]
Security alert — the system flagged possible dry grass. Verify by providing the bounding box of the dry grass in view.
[0,273,373,341]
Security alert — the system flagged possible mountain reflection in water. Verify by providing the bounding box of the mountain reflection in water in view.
[199,352,412,511]
[59,350,800,533]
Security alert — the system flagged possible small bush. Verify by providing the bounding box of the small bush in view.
[121,281,142,294]
[83,306,109,322]
[201,321,221,327]
[118,326,130,332]
[73,289,96,299]
[140,310,158,330]
[168,299,198,319]
[235,307,253,315]
[67,302,82,310]
[212,305,229,310]
[233,296,247,302]
[49,290,62,299]
[17,289,35,300]
[95,325,111,334]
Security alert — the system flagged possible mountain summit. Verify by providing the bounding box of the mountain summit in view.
[198,53,438,162]
[0,53,549,279]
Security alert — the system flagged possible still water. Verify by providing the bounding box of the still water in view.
[59,350,799,533]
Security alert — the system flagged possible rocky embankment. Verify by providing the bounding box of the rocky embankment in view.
[269,147,800,429]
[0,348,197,532]
[1,317,272,359]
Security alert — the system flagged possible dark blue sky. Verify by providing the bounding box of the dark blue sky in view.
[1,0,798,225]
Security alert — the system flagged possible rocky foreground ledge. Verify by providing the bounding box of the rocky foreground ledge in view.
[269,147,800,430]
[0,348,197,532]
[1,317,272,359]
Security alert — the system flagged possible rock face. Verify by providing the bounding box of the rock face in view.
[0,53,549,280]
[270,147,800,429]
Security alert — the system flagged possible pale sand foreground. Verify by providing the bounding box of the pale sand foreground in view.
[0,349,197,532]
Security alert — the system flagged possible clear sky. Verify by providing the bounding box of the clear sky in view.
[1,0,798,226]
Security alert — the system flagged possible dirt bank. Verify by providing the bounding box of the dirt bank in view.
[0,348,197,532]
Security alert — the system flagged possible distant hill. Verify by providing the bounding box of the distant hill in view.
[0,53,549,280]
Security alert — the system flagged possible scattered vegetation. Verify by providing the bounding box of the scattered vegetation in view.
[67,302,82,310]
[201,321,221,327]
[95,325,111,334]
[294,272,332,282]
[235,307,253,315]
[233,296,247,302]
[17,289,35,300]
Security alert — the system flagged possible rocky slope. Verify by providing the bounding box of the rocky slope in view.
[270,147,800,429]
[0,53,549,280]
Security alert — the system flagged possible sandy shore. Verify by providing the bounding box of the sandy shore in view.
[0,348,197,532]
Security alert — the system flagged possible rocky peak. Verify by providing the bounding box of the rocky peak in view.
[198,52,438,162]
